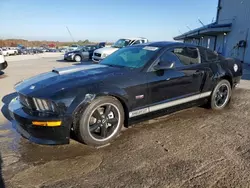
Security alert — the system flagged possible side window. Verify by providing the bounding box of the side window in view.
[198,47,219,62]
[159,51,183,68]
[133,40,141,45]
[206,49,219,61]
[172,47,200,65]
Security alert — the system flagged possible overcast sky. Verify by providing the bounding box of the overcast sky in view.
[0,0,218,42]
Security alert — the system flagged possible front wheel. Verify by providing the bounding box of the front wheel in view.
[210,80,232,110]
[75,96,124,146]
[74,55,82,62]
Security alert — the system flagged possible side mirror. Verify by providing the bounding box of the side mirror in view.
[154,61,175,70]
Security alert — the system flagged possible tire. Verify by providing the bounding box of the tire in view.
[75,96,124,146]
[14,51,17,55]
[74,55,82,62]
[210,79,232,110]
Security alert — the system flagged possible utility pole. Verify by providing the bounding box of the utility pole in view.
[198,19,205,26]
[186,25,192,31]
[66,26,75,43]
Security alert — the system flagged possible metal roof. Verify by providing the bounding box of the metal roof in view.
[174,22,232,40]
[128,41,198,48]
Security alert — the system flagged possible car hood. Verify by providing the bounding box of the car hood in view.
[15,64,125,98]
[94,47,118,55]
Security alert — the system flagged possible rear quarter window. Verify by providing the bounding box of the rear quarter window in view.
[199,47,220,63]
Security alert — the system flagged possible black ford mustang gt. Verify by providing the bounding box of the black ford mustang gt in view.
[9,42,242,146]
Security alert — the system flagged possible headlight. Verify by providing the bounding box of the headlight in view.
[67,53,74,56]
[33,98,56,112]
[102,53,108,58]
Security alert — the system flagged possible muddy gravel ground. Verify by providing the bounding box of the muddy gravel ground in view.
[1,57,250,188]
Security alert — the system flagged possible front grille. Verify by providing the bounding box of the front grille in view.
[94,53,101,57]
[18,93,34,110]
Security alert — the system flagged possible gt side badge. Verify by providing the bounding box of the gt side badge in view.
[234,64,238,72]
[135,95,144,100]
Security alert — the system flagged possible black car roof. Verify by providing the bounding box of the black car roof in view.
[132,41,198,48]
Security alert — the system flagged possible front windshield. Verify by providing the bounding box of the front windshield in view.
[100,46,160,68]
[76,46,86,51]
[112,39,131,48]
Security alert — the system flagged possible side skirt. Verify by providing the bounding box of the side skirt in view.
[129,92,211,118]
[127,98,209,126]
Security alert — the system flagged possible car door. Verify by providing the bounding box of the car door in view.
[81,48,89,60]
[146,46,206,105]
[88,46,96,59]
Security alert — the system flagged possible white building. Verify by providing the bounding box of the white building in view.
[174,0,250,64]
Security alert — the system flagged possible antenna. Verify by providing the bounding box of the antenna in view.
[211,17,214,23]
[186,25,192,31]
[178,30,183,35]
[66,26,75,42]
[198,19,205,26]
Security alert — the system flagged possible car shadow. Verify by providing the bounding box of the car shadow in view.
[0,152,5,188]
[1,92,17,121]
[56,59,70,63]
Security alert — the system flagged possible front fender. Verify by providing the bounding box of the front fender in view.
[67,85,129,115]
[67,85,129,129]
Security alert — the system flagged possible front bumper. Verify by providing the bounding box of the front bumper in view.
[92,56,103,63]
[64,54,74,61]
[8,97,72,145]
[0,61,8,71]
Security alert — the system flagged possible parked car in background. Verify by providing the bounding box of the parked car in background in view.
[64,43,105,62]
[59,48,68,53]
[9,42,242,146]
[67,44,79,52]
[92,37,148,63]
[47,49,57,52]
[6,47,18,56]
[0,47,18,56]
[0,48,9,56]
[17,48,28,55]
[0,54,8,71]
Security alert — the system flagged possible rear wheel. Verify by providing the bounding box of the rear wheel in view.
[75,96,124,146]
[210,80,232,110]
[74,55,82,62]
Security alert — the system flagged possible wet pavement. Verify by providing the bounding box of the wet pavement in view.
[1,58,250,187]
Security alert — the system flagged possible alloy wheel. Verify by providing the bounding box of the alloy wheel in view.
[215,84,229,108]
[88,103,120,141]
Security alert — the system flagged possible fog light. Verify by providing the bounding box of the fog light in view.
[32,121,62,127]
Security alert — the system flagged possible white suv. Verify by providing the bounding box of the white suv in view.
[92,37,148,63]
[0,54,8,71]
